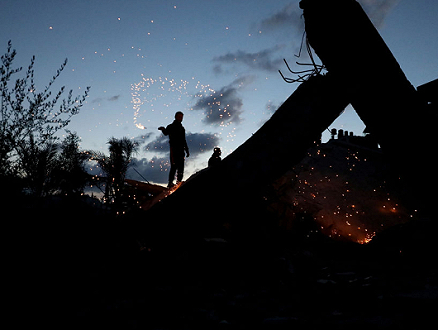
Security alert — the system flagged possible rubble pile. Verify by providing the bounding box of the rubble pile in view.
[267,134,413,244]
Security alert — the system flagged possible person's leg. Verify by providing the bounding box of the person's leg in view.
[176,157,184,183]
[168,148,176,187]
[168,164,176,187]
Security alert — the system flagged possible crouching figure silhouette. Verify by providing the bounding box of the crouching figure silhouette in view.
[208,147,222,168]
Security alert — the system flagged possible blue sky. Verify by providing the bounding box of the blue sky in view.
[1,0,437,184]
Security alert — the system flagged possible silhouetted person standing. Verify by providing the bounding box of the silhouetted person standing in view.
[208,147,222,168]
[158,111,190,187]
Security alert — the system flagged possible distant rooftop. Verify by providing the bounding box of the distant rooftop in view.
[328,128,379,150]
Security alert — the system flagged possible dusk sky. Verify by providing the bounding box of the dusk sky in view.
[1,0,437,184]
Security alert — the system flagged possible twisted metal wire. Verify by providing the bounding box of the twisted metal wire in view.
[279,32,326,83]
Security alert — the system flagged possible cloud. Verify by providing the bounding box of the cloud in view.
[191,76,255,125]
[91,94,122,103]
[212,64,223,75]
[213,45,285,73]
[259,2,304,32]
[186,132,220,156]
[144,132,220,157]
[265,101,280,114]
[358,0,400,29]
[108,94,121,102]
[144,134,169,154]
[128,156,170,184]
[132,132,154,146]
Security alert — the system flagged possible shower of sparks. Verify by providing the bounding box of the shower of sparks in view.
[131,75,216,130]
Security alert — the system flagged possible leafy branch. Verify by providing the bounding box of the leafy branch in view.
[0,40,90,176]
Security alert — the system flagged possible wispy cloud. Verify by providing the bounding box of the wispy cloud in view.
[265,101,280,114]
[259,2,304,32]
[91,94,122,103]
[129,156,170,184]
[186,132,220,156]
[213,45,285,73]
[358,0,400,29]
[143,134,169,154]
[191,76,255,125]
[108,94,121,102]
[132,132,154,146]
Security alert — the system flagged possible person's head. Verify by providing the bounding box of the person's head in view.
[175,111,184,122]
[213,147,221,156]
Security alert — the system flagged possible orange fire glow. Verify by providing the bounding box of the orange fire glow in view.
[161,181,183,200]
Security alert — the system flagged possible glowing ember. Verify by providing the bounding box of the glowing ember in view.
[269,134,413,244]
[162,181,183,199]
[357,232,376,244]
[135,123,146,130]
[138,181,184,211]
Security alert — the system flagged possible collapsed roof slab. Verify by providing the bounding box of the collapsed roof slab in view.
[301,0,437,215]
[145,74,349,234]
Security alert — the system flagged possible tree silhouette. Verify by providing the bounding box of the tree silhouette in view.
[0,41,90,179]
[15,133,59,197]
[57,131,90,197]
[88,137,138,206]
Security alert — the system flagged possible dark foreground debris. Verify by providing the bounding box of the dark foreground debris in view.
[8,196,435,329]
